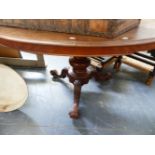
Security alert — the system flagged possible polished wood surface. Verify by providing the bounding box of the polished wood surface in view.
[0,20,155,56]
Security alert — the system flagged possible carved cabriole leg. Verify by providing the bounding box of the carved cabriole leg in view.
[114,56,122,72]
[69,80,82,118]
[67,57,91,119]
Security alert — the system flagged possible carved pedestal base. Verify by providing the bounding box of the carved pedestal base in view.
[50,57,111,119]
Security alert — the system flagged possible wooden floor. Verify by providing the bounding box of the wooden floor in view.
[0,53,155,135]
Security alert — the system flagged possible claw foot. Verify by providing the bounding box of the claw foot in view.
[69,110,80,119]
[50,70,59,78]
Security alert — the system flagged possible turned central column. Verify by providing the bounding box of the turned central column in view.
[68,57,91,85]
[67,57,92,118]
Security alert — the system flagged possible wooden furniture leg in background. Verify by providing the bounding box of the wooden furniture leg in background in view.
[50,57,111,119]
[146,49,155,85]
[89,56,116,70]
[146,67,155,85]
[114,52,155,86]
[114,56,122,72]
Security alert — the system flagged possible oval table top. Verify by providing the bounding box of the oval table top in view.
[0,19,155,56]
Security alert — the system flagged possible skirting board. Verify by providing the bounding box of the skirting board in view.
[0,53,45,68]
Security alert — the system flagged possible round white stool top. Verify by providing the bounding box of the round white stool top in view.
[0,64,28,112]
